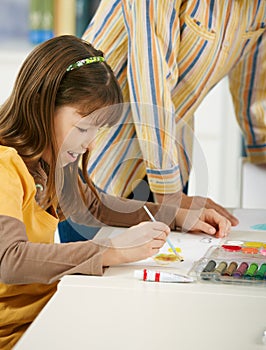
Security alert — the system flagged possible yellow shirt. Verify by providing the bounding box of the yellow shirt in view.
[0,146,172,348]
[0,146,58,349]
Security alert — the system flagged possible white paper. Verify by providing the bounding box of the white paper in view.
[232,208,266,232]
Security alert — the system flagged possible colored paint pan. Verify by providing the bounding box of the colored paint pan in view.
[223,262,238,276]
[222,245,242,252]
[233,262,248,278]
[201,260,216,280]
[260,249,266,256]
[241,247,258,254]
[244,263,258,279]
[255,263,266,280]
[202,260,216,272]
[214,261,227,274]
[243,241,264,248]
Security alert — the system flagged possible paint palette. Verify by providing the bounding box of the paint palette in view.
[189,239,266,285]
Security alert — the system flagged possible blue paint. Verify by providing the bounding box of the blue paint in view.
[250,224,266,231]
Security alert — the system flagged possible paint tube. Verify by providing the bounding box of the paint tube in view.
[134,269,194,283]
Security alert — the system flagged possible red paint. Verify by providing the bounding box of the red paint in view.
[222,244,242,252]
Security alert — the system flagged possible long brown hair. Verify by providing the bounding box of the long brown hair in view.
[0,35,123,213]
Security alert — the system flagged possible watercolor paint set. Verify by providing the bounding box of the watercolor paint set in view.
[190,239,266,285]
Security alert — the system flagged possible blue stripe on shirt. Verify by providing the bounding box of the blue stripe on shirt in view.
[93,0,121,41]
[116,60,128,80]
[247,143,266,149]
[166,7,177,62]
[147,164,180,175]
[145,0,162,164]
[208,0,215,30]
[191,0,200,17]
[103,132,137,191]
[88,108,131,173]
[178,40,208,82]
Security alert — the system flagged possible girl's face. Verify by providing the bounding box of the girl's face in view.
[43,106,98,167]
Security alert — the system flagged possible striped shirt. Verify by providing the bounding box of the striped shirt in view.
[83,0,266,197]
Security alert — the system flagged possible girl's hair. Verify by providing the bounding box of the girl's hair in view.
[0,35,123,213]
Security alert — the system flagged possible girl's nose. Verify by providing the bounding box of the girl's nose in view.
[88,140,96,151]
[82,139,96,151]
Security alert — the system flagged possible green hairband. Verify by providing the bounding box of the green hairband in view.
[66,56,105,72]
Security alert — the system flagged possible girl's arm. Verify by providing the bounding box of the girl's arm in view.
[0,215,169,285]
[0,215,104,284]
[70,181,177,229]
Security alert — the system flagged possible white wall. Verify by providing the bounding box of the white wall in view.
[188,77,242,208]
[0,47,30,104]
[0,0,29,42]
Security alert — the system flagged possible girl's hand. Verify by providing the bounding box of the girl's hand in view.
[101,221,170,266]
[175,208,231,238]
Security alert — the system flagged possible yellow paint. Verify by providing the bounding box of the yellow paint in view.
[168,247,182,253]
[243,241,264,248]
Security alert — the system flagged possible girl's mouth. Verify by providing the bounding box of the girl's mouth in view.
[67,151,79,161]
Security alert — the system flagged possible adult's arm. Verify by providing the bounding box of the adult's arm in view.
[122,0,183,194]
[229,29,266,164]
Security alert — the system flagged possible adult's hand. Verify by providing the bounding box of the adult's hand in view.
[154,191,239,226]
[175,208,231,238]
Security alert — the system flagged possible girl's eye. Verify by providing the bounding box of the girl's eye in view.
[76,127,88,133]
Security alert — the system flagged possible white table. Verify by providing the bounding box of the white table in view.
[15,213,266,350]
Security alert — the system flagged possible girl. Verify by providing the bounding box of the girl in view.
[0,35,230,349]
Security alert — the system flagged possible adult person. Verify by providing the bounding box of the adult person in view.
[82,0,266,225]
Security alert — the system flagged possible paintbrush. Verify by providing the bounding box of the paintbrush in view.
[143,205,184,262]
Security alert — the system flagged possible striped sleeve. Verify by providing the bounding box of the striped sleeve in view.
[229,29,266,164]
[122,0,183,193]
